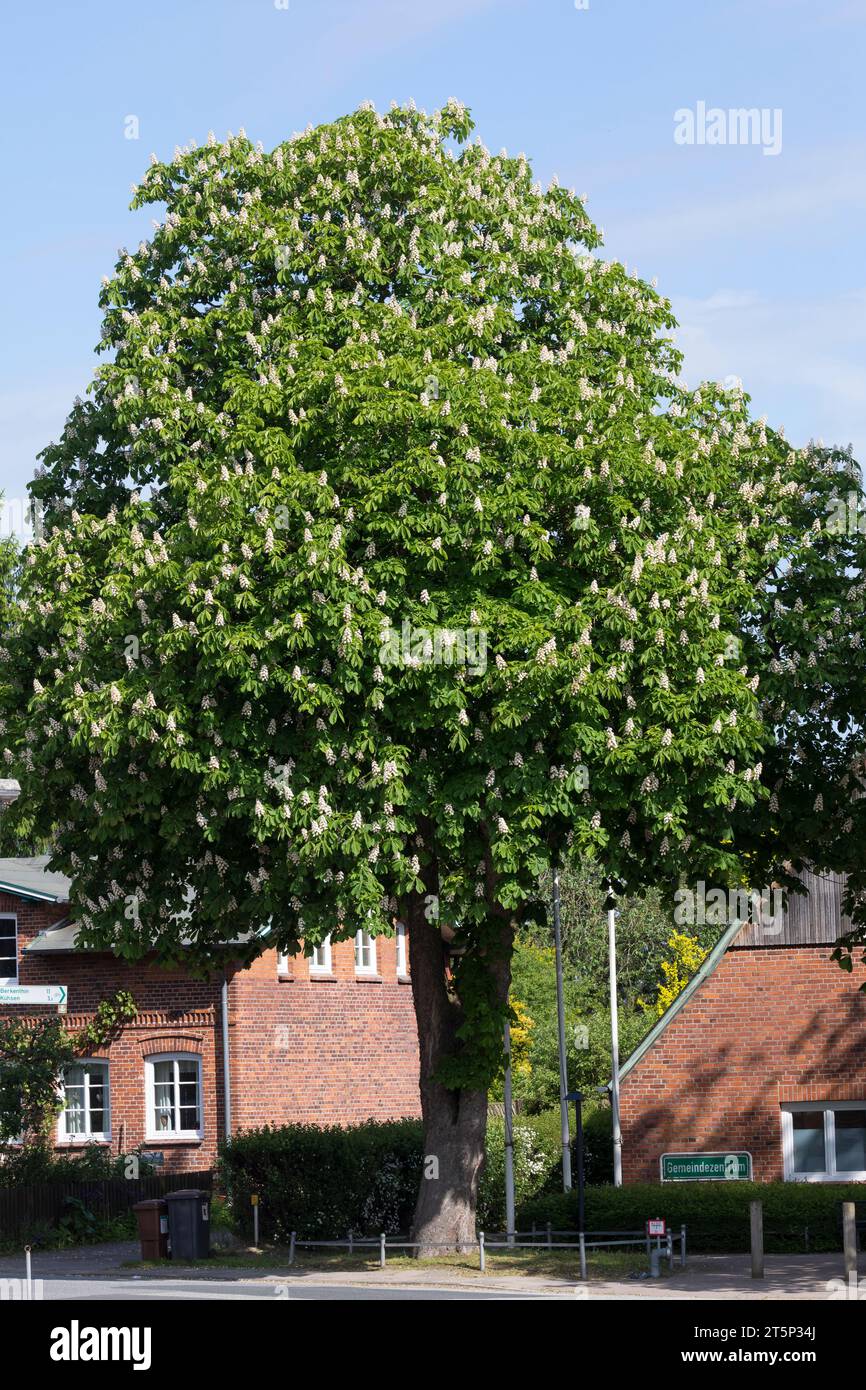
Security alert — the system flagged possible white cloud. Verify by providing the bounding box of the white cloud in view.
[612,149,866,257]
[672,287,866,460]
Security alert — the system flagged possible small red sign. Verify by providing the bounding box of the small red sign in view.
[646,1218,666,1237]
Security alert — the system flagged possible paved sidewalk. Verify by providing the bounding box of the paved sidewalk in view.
[255,1254,860,1300]
[0,1241,139,1278]
[1,1242,859,1299]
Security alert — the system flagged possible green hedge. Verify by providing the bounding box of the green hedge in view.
[219,1111,572,1240]
[478,1112,560,1228]
[217,1116,861,1251]
[518,1181,866,1252]
[0,1143,158,1186]
[218,1120,424,1240]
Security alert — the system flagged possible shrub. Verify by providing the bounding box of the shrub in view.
[579,1105,614,1186]
[518,1181,866,1252]
[0,1143,157,1186]
[505,938,654,1113]
[218,1119,424,1240]
[209,1192,236,1233]
[221,1112,585,1240]
[477,1113,561,1229]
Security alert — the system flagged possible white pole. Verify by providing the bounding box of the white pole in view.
[552,867,572,1190]
[608,896,623,1187]
[843,1202,857,1283]
[503,1020,515,1243]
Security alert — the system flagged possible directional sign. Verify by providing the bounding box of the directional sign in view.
[0,984,68,1009]
[660,1152,752,1182]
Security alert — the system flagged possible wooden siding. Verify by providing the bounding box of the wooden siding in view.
[732,868,852,948]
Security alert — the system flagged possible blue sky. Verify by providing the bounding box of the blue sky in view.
[1,0,863,529]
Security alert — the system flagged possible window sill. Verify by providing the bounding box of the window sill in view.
[397,974,412,985]
[144,1136,203,1146]
[309,972,338,982]
[56,1138,111,1147]
[787,1171,866,1183]
[354,973,383,983]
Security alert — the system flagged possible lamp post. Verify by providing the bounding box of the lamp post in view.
[552,866,572,1191]
[606,885,623,1187]
[503,1019,515,1243]
[565,1089,586,1234]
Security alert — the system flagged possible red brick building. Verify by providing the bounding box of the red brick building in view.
[0,857,420,1172]
[619,871,866,1185]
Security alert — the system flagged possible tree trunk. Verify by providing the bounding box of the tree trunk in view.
[405,888,511,1255]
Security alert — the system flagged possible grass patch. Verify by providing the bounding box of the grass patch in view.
[123,1243,658,1281]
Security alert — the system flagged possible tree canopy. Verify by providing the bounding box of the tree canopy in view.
[1,100,864,1246]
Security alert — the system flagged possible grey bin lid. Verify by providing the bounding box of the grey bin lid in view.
[165,1189,207,1200]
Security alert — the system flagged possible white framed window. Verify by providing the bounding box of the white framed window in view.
[59,1061,110,1142]
[354,929,377,976]
[781,1101,866,1181]
[310,936,332,974]
[395,923,408,977]
[145,1054,203,1140]
[0,915,17,982]
[276,951,291,978]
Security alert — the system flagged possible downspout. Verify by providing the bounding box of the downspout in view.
[221,974,232,1141]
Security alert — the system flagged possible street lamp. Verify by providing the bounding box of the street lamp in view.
[605,884,623,1187]
[565,1090,586,1235]
[551,866,572,1191]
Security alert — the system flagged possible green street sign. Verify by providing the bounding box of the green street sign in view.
[660,1152,752,1182]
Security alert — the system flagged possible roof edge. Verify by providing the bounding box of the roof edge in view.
[618,918,746,1084]
[0,879,69,904]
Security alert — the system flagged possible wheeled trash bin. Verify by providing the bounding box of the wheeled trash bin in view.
[165,1188,211,1260]
[132,1198,170,1260]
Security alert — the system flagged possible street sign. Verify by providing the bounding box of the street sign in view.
[660,1151,752,1182]
[647,1217,666,1237]
[0,984,68,1010]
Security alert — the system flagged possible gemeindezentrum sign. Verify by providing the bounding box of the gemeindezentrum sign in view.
[660,1152,752,1182]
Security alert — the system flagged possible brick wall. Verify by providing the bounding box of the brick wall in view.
[1,892,224,1171]
[620,945,866,1183]
[229,935,421,1129]
[1,894,421,1173]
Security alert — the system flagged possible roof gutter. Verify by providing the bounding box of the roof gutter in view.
[616,917,746,1085]
[0,880,68,904]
